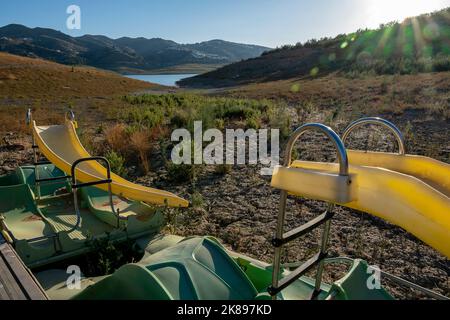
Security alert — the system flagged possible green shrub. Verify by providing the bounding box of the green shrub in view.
[166,163,201,183]
[82,237,143,276]
[222,105,246,119]
[268,104,291,140]
[124,106,164,129]
[163,207,181,234]
[246,116,261,129]
[191,191,205,208]
[105,150,127,177]
[170,112,189,128]
[214,118,225,130]
[117,93,283,137]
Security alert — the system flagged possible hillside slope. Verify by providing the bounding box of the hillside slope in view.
[0,52,157,99]
[0,52,166,135]
[179,8,450,87]
[0,24,270,73]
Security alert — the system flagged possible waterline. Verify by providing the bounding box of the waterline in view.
[125,74,197,87]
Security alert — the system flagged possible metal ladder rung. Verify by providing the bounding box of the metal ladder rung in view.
[272,211,334,247]
[72,179,112,189]
[268,252,327,295]
[35,175,70,183]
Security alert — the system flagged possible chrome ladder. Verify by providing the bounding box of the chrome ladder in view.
[268,123,350,300]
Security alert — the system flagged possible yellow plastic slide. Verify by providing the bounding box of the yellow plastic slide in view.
[32,119,188,207]
[271,151,450,258]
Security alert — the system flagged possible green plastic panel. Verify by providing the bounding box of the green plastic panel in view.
[73,237,258,300]
[0,171,21,186]
[330,259,394,300]
[18,165,71,198]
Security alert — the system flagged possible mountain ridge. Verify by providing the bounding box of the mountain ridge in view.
[0,24,270,73]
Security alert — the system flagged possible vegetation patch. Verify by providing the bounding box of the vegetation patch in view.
[81,236,144,276]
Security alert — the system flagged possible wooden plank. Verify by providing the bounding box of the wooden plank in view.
[0,235,47,300]
[0,243,47,299]
[0,251,26,299]
[0,254,16,300]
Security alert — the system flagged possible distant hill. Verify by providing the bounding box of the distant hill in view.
[179,8,450,88]
[0,24,270,73]
[0,52,158,101]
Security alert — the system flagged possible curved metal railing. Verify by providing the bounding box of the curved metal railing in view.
[342,117,406,155]
[69,156,118,233]
[283,123,349,175]
[65,109,75,122]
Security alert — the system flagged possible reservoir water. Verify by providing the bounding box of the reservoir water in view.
[125,74,197,87]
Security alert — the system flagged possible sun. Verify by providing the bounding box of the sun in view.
[365,0,449,28]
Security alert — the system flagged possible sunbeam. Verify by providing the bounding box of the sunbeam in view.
[365,0,449,28]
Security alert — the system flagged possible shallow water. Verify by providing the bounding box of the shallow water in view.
[124,74,197,87]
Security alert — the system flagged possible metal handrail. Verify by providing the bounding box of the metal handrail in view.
[283,123,349,175]
[69,156,118,233]
[378,268,449,300]
[65,109,75,122]
[342,117,406,155]
[26,109,42,199]
[271,123,349,300]
[26,108,32,125]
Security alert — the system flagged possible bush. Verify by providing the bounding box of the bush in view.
[124,106,164,129]
[130,129,151,174]
[170,112,189,128]
[222,105,246,119]
[246,116,261,129]
[191,191,204,208]
[118,93,276,133]
[104,123,128,155]
[166,163,201,183]
[268,103,292,140]
[82,237,142,276]
[105,150,127,177]
[214,118,225,130]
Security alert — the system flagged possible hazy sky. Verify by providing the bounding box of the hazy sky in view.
[1,0,449,47]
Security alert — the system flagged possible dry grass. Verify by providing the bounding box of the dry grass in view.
[148,125,171,141]
[220,72,450,164]
[0,105,66,135]
[130,129,151,173]
[226,72,450,119]
[0,52,158,99]
[104,123,128,155]
[0,52,165,136]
